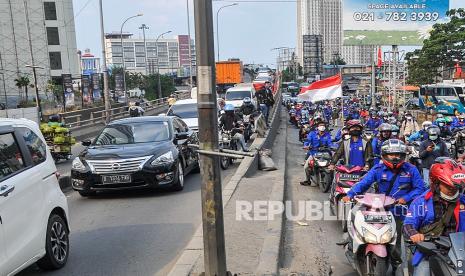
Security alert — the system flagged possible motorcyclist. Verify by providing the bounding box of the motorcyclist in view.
[372,123,392,165]
[300,120,333,186]
[391,125,400,139]
[400,113,420,140]
[435,118,453,138]
[329,120,373,171]
[419,126,449,187]
[403,158,465,276]
[129,101,144,117]
[408,121,432,143]
[452,113,465,130]
[219,104,249,152]
[365,111,381,132]
[323,104,332,123]
[333,125,349,143]
[239,97,255,116]
[343,139,426,270]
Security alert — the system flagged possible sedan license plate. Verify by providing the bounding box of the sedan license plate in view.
[364,215,392,224]
[101,175,132,184]
[339,173,360,182]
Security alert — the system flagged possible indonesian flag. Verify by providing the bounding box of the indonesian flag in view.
[377,47,383,68]
[456,63,462,77]
[298,74,342,103]
[253,83,265,91]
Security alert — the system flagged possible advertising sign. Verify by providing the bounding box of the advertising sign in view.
[81,75,91,104]
[343,0,450,46]
[115,73,124,100]
[62,74,75,107]
[91,73,101,101]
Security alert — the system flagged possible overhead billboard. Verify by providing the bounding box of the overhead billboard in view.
[343,0,450,46]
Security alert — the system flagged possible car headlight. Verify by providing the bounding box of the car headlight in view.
[380,227,394,244]
[151,151,174,166]
[72,157,87,172]
[362,227,378,244]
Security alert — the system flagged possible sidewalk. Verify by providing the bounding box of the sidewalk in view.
[190,109,287,275]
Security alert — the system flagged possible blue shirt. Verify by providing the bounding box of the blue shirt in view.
[349,138,365,167]
[408,130,429,143]
[404,191,465,266]
[371,137,386,165]
[304,130,333,156]
[365,118,381,131]
[452,120,465,130]
[347,163,426,217]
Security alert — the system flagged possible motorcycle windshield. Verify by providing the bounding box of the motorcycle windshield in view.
[449,232,465,266]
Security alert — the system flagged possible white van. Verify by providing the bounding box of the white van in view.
[0,118,70,275]
[224,84,256,109]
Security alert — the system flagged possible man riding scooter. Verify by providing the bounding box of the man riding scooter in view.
[408,121,432,143]
[403,158,465,276]
[419,125,449,187]
[329,120,373,172]
[300,120,333,186]
[343,139,426,272]
[365,111,381,133]
[372,123,393,165]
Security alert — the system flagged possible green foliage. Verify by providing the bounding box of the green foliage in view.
[14,76,30,101]
[406,8,465,85]
[330,56,346,66]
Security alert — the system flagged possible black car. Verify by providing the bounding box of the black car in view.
[71,116,199,196]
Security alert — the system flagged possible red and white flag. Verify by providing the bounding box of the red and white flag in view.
[298,74,342,103]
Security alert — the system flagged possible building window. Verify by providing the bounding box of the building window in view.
[49,52,62,70]
[46,27,60,45]
[44,2,57,20]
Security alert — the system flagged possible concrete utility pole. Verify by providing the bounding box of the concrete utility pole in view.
[156,31,172,99]
[99,0,111,123]
[194,0,228,275]
[139,23,149,74]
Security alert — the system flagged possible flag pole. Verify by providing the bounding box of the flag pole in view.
[339,69,344,126]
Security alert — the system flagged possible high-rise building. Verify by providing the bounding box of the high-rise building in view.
[0,0,80,107]
[341,45,376,65]
[322,0,343,64]
[297,0,323,66]
[104,33,196,76]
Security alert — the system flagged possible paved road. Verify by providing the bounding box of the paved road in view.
[19,145,238,276]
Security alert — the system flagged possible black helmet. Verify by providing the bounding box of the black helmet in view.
[243,97,252,104]
[381,139,407,169]
[427,125,441,141]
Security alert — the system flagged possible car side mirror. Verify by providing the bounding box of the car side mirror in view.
[176,133,189,140]
[82,139,92,147]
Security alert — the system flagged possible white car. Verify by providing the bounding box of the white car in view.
[224,84,257,109]
[167,99,199,131]
[0,118,70,275]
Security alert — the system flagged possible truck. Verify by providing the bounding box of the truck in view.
[216,60,243,93]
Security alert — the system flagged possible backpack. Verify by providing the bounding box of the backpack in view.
[129,107,140,117]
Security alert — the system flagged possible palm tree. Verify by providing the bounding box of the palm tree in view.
[14,76,30,102]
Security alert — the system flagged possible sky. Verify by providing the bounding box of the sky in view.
[73,0,463,66]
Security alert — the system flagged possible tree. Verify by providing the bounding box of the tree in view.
[406,8,465,85]
[330,56,346,66]
[14,76,30,102]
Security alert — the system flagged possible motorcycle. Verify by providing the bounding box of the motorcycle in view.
[443,136,457,159]
[407,141,422,169]
[408,232,465,276]
[242,114,254,142]
[218,130,239,170]
[329,165,365,232]
[305,147,333,192]
[345,193,399,276]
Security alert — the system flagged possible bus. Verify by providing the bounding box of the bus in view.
[419,80,465,115]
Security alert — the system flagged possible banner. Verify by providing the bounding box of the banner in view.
[81,75,91,105]
[343,0,450,46]
[115,73,124,100]
[62,74,75,107]
[91,73,101,101]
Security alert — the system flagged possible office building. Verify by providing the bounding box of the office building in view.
[341,45,376,65]
[104,33,196,76]
[0,0,80,106]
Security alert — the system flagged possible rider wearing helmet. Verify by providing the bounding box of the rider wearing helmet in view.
[400,113,420,139]
[330,120,373,171]
[219,104,249,151]
[453,113,465,130]
[403,158,465,275]
[365,111,381,132]
[239,97,255,116]
[435,117,453,138]
[408,121,432,143]
[419,125,449,186]
[372,123,392,164]
[343,139,426,270]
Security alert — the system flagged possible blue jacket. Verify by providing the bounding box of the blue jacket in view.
[304,130,333,156]
[351,111,360,119]
[404,191,465,266]
[408,130,429,143]
[324,107,332,119]
[371,137,387,165]
[365,118,381,131]
[347,162,426,217]
[452,121,465,130]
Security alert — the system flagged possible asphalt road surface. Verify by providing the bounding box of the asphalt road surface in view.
[19,144,238,276]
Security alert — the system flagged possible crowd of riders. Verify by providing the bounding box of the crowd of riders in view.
[284,95,465,276]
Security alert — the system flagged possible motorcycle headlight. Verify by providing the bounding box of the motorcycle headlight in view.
[362,227,378,244]
[318,160,328,167]
[151,151,174,166]
[380,227,394,244]
[72,157,87,172]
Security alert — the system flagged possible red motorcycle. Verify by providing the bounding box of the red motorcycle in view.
[329,165,365,232]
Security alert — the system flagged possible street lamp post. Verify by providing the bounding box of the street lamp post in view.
[186,0,194,90]
[216,3,238,61]
[139,24,149,75]
[156,31,172,99]
[25,65,44,119]
[120,14,143,103]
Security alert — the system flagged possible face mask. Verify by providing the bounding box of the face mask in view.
[440,190,459,202]
[349,130,362,136]
[407,117,412,121]
[439,123,445,127]
[317,126,326,132]
[429,134,438,141]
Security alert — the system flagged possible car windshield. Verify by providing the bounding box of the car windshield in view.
[168,103,198,118]
[94,121,170,145]
[225,90,251,100]
[255,76,271,81]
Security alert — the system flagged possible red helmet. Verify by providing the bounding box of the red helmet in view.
[430,158,465,201]
[346,119,363,130]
